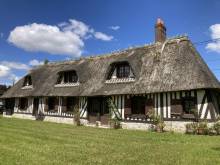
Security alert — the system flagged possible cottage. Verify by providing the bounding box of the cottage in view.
[2,19,220,132]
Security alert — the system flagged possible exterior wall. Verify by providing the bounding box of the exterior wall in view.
[79,97,87,118]
[3,89,220,133]
[14,97,33,114]
[39,97,74,117]
[110,95,125,119]
[11,89,219,121]
[197,89,219,120]
[122,90,219,121]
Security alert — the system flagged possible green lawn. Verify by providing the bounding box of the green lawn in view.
[0,117,220,165]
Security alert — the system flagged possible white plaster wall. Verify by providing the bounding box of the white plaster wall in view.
[79,97,87,118]
[197,90,207,119]
[164,121,192,133]
[13,113,36,120]
[121,121,206,133]
[121,122,152,131]
[9,113,89,126]
[43,116,74,124]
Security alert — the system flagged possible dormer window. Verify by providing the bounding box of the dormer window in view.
[55,70,79,87]
[22,75,33,89]
[106,62,135,84]
[117,63,130,78]
[23,75,32,86]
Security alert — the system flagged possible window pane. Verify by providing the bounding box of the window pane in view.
[64,72,68,83]
[117,64,130,78]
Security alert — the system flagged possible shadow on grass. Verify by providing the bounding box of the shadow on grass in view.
[212,147,220,151]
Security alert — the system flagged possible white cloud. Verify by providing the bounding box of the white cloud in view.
[62,19,90,38]
[8,23,84,57]
[0,65,10,77]
[94,32,113,41]
[29,59,43,66]
[0,60,35,84]
[206,24,220,53]
[0,61,30,70]
[109,26,120,31]
[8,19,114,57]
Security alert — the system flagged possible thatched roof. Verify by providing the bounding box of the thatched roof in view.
[2,36,220,98]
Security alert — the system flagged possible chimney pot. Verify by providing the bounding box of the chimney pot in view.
[155,18,166,43]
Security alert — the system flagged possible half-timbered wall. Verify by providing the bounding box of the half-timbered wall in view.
[110,95,125,119]
[79,97,87,118]
[122,90,219,121]
[197,90,219,120]
[14,97,33,114]
[11,89,220,121]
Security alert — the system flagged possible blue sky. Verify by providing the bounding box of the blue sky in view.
[1,0,220,85]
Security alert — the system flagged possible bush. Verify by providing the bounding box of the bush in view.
[147,110,165,132]
[197,121,209,135]
[208,127,217,136]
[186,122,209,135]
[213,122,220,135]
[155,121,165,133]
[73,105,81,126]
[110,118,121,129]
[185,123,197,134]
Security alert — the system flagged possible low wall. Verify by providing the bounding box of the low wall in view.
[3,113,215,133]
[4,113,89,126]
[121,121,196,133]
[43,116,74,124]
[121,122,153,131]
[13,113,36,120]
[164,121,192,133]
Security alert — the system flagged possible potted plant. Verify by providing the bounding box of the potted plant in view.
[96,121,101,127]
[156,121,165,133]
[110,118,121,129]
[147,109,166,132]
[197,121,208,135]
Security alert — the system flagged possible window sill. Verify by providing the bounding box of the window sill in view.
[54,82,80,87]
[105,78,135,84]
[21,85,33,89]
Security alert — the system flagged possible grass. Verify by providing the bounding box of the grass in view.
[0,117,220,165]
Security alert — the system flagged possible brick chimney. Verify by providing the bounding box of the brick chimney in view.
[155,18,166,43]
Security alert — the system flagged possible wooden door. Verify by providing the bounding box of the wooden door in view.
[100,97,109,125]
[88,97,101,123]
[88,97,109,125]
[33,98,39,116]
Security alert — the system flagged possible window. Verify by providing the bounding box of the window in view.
[57,70,78,84]
[117,64,130,78]
[183,97,196,114]
[107,62,134,79]
[66,97,75,112]
[19,98,28,110]
[48,97,56,111]
[23,75,32,86]
[131,96,146,114]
